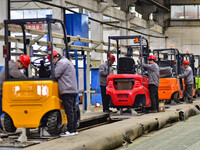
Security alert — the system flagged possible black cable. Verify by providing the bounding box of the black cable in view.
[31,0,167,39]
[33,2,51,9]
[11,2,31,9]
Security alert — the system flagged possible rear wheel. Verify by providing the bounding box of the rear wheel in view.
[172,92,180,104]
[4,113,16,133]
[197,89,200,97]
[46,111,61,135]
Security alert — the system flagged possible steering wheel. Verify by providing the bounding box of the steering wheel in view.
[32,57,49,67]
[31,57,51,78]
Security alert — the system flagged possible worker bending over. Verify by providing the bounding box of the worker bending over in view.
[0,55,30,129]
[48,50,78,136]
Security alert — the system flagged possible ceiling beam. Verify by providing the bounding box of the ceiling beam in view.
[170,0,200,5]
[64,0,126,21]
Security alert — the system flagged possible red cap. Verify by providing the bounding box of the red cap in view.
[182,60,189,66]
[19,55,30,68]
[47,50,60,61]
[109,55,115,62]
[148,55,156,61]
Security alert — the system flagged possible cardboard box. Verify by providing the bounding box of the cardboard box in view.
[159,102,165,112]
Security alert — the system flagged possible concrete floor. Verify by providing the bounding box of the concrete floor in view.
[23,100,200,150]
[119,114,200,150]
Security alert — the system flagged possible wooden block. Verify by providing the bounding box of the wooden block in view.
[159,102,165,112]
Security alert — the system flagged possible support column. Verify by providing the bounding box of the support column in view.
[52,0,64,54]
[52,0,64,21]
[120,18,130,53]
[0,0,8,67]
[86,51,91,112]
[90,12,103,62]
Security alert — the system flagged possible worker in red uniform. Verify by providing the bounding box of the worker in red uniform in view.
[179,60,194,103]
[0,55,31,129]
[99,55,115,113]
[48,50,78,136]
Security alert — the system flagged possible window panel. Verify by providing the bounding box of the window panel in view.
[38,9,52,18]
[24,10,37,19]
[171,6,184,19]
[185,5,198,19]
[11,10,23,19]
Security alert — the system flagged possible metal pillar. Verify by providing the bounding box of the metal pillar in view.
[86,51,91,112]
[83,55,87,110]
[0,0,8,66]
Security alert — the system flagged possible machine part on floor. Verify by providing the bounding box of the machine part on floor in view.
[17,128,27,143]
[117,109,123,115]
[131,109,138,115]
[40,127,51,137]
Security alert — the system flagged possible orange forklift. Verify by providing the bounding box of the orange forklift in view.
[2,18,80,136]
[153,48,184,104]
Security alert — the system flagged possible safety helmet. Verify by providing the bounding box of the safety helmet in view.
[47,50,60,61]
[148,55,156,61]
[182,60,189,66]
[109,55,115,62]
[19,55,31,68]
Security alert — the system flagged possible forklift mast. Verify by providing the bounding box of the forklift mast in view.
[3,18,70,81]
[107,35,150,75]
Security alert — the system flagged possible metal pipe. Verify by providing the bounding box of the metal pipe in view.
[4,22,9,81]
[148,0,170,12]
[47,19,55,82]
[31,0,167,39]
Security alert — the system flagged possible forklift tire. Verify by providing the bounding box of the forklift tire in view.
[172,92,180,103]
[76,106,81,129]
[197,89,200,97]
[4,113,16,133]
[194,91,197,99]
[46,111,61,135]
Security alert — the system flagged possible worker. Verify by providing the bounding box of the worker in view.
[0,55,31,129]
[48,50,78,136]
[178,60,194,103]
[99,55,115,113]
[139,55,159,113]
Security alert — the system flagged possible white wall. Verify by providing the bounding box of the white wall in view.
[165,27,200,55]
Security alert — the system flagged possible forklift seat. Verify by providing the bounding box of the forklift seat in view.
[159,66,172,78]
[159,60,174,68]
[39,60,51,78]
[117,57,135,74]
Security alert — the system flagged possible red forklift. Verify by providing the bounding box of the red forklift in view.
[106,35,151,114]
